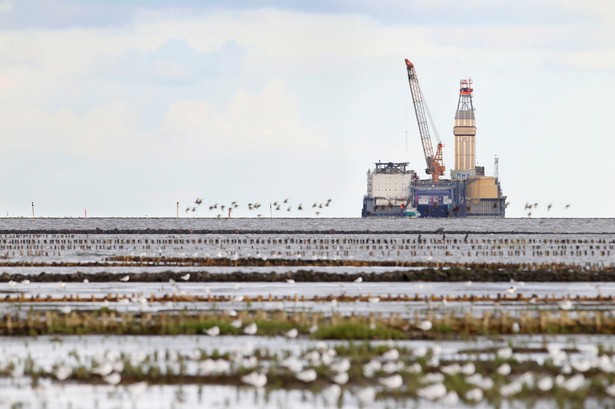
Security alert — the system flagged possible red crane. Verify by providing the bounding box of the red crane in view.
[404,58,445,182]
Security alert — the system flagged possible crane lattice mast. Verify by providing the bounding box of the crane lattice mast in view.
[404,58,445,182]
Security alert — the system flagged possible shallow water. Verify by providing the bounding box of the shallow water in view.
[1,217,614,233]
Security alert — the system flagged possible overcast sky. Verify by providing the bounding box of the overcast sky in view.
[0,0,613,218]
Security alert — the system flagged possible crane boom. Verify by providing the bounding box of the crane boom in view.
[404,58,445,182]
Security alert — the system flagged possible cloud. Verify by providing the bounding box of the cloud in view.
[160,80,330,155]
[96,39,245,85]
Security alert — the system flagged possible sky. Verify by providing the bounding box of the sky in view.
[0,0,614,218]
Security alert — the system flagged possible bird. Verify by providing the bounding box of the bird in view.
[331,372,349,385]
[506,286,516,295]
[417,382,447,400]
[565,204,571,209]
[465,388,483,402]
[54,365,72,381]
[497,363,512,376]
[381,349,399,361]
[180,273,190,281]
[354,277,363,283]
[283,198,289,203]
[103,372,121,385]
[558,299,573,310]
[537,377,553,391]
[418,320,432,331]
[205,326,220,337]
[356,387,376,404]
[119,275,130,282]
[286,279,295,284]
[378,374,403,389]
[296,368,317,383]
[285,328,298,339]
[298,204,303,211]
[195,198,203,205]
[243,323,258,335]
[230,319,242,328]
[330,358,351,373]
[547,203,552,211]
[441,391,459,405]
[241,372,267,388]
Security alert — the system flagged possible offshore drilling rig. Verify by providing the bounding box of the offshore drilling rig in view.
[361,58,506,218]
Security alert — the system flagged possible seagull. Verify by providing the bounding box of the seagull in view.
[381,349,399,361]
[286,279,295,284]
[296,369,317,383]
[465,388,484,402]
[357,387,376,404]
[354,277,363,283]
[558,299,573,310]
[497,363,512,376]
[547,203,552,211]
[506,286,516,295]
[103,372,121,385]
[54,364,72,381]
[195,198,203,205]
[243,323,258,335]
[119,275,130,282]
[180,273,190,281]
[418,320,432,331]
[298,204,303,211]
[285,328,298,339]
[565,204,571,209]
[331,372,349,385]
[230,319,242,328]
[378,374,403,389]
[241,371,267,388]
[205,326,220,337]
[537,377,553,391]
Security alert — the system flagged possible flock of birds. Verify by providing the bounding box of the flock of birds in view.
[183,198,333,218]
[4,335,615,407]
[523,202,571,217]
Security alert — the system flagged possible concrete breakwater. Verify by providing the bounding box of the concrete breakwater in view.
[0,230,613,267]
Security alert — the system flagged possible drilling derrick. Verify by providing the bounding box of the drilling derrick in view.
[454,78,476,171]
[404,58,445,182]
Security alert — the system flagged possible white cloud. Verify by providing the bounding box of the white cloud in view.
[160,80,330,155]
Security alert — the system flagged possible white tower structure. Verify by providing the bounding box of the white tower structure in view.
[453,79,476,175]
